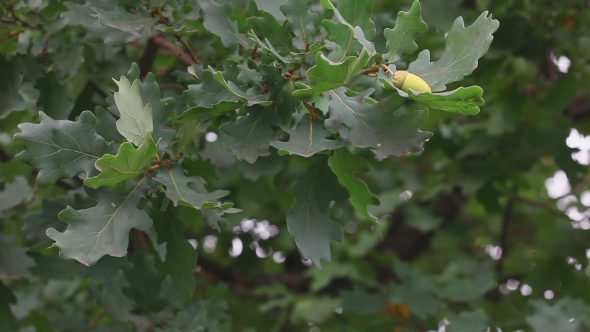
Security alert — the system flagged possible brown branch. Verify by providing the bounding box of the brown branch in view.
[495,186,518,279]
[87,309,107,329]
[86,79,108,99]
[4,6,33,28]
[138,37,159,81]
[0,31,20,43]
[133,229,151,257]
[175,34,200,64]
[152,33,194,65]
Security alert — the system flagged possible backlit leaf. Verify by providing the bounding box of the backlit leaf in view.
[384,0,427,62]
[113,76,154,147]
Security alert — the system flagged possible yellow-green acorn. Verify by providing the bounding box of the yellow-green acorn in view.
[392,70,431,93]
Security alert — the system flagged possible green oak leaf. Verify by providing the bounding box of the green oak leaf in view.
[182,156,219,181]
[0,55,23,117]
[113,76,154,147]
[446,310,489,332]
[286,156,347,267]
[328,148,379,222]
[90,6,157,37]
[220,105,280,163]
[408,86,485,115]
[325,88,432,160]
[319,0,375,55]
[47,179,152,266]
[341,287,388,314]
[322,20,363,62]
[14,111,116,183]
[209,65,272,107]
[95,106,125,143]
[199,0,249,48]
[527,299,590,332]
[0,282,17,330]
[62,1,131,44]
[280,0,319,48]
[336,0,376,40]
[408,11,500,91]
[384,0,427,62]
[152,207,197,302]
[248,30,295,64]
[0,234,36,278]
[153,164,230,211]
[248,12,294,55]
[0,176,31,212]
[85,135,158,189]
[271,113,343,157]
[35,71,74,120]
[292,52,360,99]
[124,63,176,150]
[178,102,241,121]
[183,70,240,109]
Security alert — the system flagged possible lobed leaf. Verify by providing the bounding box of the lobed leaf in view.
[280,0,319,48]
[408,11,500,91]
[384,0,427,62]
[271,113,343,157]
[113,76,154,147]
[14,111,116,183]
[85,135,158,189]
[325,88,432,160]
[328,148,379,222]
[220,105,280,163]
[286,156,347,267]
[153,164,230,211]
[47,179,152,266]
[199,0,250,48]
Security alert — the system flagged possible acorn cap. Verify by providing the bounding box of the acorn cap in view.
[392,70,408,89]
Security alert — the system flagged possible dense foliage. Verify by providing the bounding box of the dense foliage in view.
[0,0,589,331]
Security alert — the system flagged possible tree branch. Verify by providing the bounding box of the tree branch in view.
[152,33,195,65]
[496,186,518,279]
[138,37,159,81]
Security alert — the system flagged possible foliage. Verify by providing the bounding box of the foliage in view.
[1,0,589,331]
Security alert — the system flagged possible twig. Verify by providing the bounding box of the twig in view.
[175,34,200,64]
[4,6,33,28]
[138,37,159,81]
[152,33,194,65]
[515,196,568,219]
[87,309,107,329]
[133,229,151,257]
[495,186,518,278]
[0,31,20,43]
[86,79,108,99]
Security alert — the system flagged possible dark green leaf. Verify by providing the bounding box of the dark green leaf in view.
[336,0,376,40]
[35,71,74,120]
[47,179,152,266]
[408,12,500,91]
[220,105,280,163]
[154,164,230,211]
[328,148,379,222]
[90,6,157,37]
[14,111,116,183]
[248,12,293,55]
[152,208,197,302]
[280,0,319,48]
[0,282,17,331]
[325,88,432,160]
[0,234,36,278]
[271,113,343,157]
[446,310,489,332]
[209,65,272,107]
[200,0,250,48]
[0,55,23,117]
[0,176,31,212]
[341,287,387,314]
[384,0,427,62]
[286,156,347,266]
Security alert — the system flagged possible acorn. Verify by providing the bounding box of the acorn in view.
[391,70,431,93]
